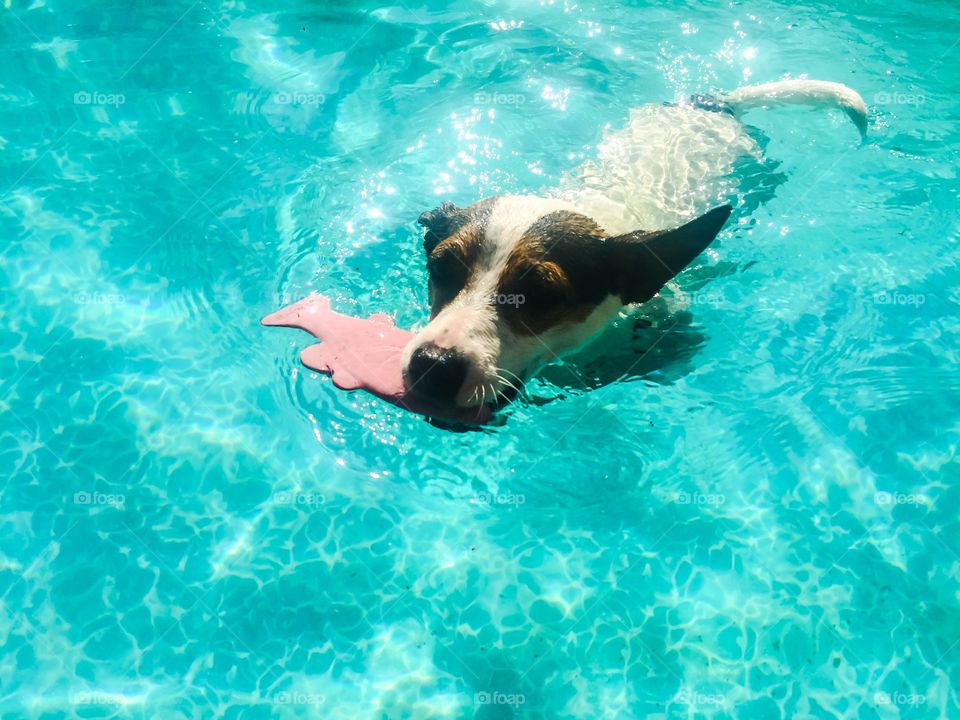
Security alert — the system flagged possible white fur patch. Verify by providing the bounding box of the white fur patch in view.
[482,195,580,265]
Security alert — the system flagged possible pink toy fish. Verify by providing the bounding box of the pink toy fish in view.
[262,295,492,424]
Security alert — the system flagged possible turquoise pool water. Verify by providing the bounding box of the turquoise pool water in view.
[2,0,959,717]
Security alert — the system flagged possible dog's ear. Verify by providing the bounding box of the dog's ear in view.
[604,205,733,304]
[418,201,469,254]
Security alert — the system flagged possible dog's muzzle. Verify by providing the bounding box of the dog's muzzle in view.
[406,342,469,403]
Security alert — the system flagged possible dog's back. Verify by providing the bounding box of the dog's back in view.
[555,79,867,235]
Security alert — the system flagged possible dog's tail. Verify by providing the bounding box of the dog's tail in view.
[716,79,868,137]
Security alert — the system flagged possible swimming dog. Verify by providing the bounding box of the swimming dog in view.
[401,79,868,409]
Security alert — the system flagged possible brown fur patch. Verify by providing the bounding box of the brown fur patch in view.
[497,211,611,336]
[423,198,495,316]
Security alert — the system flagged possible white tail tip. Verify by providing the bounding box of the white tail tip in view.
[721,80,868,136]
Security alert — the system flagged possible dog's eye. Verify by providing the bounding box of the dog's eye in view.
[503,262,569,310]
[427,248,467,288]
[519,277,566,309]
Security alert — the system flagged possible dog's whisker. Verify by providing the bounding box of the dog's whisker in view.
[495,373,518,394]
[494,367,527,403]
[498,367,526,393]
[494,372,520,399]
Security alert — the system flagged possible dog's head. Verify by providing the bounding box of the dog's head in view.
[401,195,732,409]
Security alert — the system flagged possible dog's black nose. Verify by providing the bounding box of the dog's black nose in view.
[407,342,468,402]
